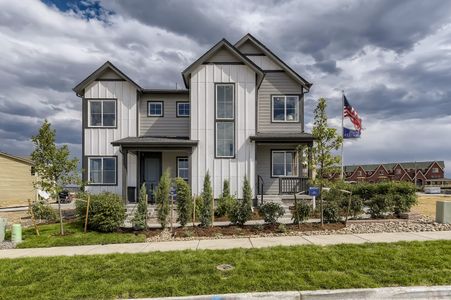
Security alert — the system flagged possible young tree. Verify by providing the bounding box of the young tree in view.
[132,183,148,230]
[311,98,343,225]
[155,170,171,229]
[175,177,192,227]
[199,171,213,227]
[228,176,253,226]
[31,120,78,235]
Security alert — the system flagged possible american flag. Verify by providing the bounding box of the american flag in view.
[343,95,362,131]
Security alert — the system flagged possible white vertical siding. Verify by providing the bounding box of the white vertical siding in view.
[84,80,137,195]
[191,64,256,198]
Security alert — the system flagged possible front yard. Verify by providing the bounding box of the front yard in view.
[0,241,450,299]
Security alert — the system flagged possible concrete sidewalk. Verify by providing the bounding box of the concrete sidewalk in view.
[1,230,450,259]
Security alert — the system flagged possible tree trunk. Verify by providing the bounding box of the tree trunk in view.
[320,182,324,227]
[58,196,64,235]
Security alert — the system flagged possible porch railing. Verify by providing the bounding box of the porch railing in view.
[279,177,309,194]
[256,175,264,205]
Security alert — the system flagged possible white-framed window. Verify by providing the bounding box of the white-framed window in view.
[88,157,117,185]
[215,84,235,158]
[88,99,116,127]
[272,95,299,122]
[432,167,439,173]
[147,101,163,117]
[177,102,190,117]
[271,150,298,177]
[177,157,189,181]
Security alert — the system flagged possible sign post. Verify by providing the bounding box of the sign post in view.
[309,187,320,210]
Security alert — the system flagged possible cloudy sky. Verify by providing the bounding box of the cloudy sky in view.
[0,0,450,176]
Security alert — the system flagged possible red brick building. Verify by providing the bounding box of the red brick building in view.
[343,161,445,186]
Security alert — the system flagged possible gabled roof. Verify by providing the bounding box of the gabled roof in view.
[235,33,312,90]
[0,152,33,165]
[182,39,265,89]
[73,61,142,96]
[345,161,445,173]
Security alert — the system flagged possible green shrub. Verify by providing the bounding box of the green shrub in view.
[155,170,171,229]
[199,171,213,227]
[175,177,192,227]
[132,183,148,230]
[75,193,125,232]
[229,177,253,226]
[292,201,311,224]
[216,179,234,217]
[31,201,57,222]
[259,202,285,225]
[349,195,364,218]
[277,223,287,233]
[368,194,393,218]
[323,202,341,223]
[193,195,203,221]
[391,192,417,215]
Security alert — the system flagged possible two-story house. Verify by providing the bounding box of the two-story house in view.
[73,34,314,203]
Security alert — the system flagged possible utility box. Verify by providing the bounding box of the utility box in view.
[0,218,7,242]
[436,201,451,224]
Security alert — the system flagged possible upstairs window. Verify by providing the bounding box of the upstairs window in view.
[177,102,190,117]
[272,95,299,122]
[272,150,298,177]
[88,99,116,127]
[88,157,117,185]
[215,84,235,158]
[432,167,439,173]
[148,101,163,117]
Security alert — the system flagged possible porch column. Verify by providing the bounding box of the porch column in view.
[121,147,128,204]
[308,143,313,179]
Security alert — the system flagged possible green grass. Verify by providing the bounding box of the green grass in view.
[9,222,146,248]
[0,241,450,299]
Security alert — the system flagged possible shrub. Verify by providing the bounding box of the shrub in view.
[31,201,57,222]
[323,202,341,223]
[132,183,148,230]
[155,170,171,229]
[349,195,364,218]
[193,195,203,222]
[175,177,192,227]
[277,223,287,233]
[228,177,253,226]
[75,193,125,232]
[368,194,393,218]
[259,202,285,225]
[292,201,311,224]
[216,179,233,217]
[199,171,213,227]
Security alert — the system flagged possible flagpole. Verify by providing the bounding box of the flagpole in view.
[341,90,344,180]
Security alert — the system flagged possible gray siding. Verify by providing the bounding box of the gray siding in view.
[139,93,190,137]
[207,48,240,63]
[257,72,304,133]
[162,151,190,180]
[237,40,263,54]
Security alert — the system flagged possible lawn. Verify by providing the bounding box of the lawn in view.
[411,194,451,217]
[0,241,450,299]
[9,222,146,248]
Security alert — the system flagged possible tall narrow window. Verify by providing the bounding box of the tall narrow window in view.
[177,157,189,181]
[272,95,299,122]
[88,157,117,185]
[215,84,235,158]
[88,100,116,127]
[271,151,298,177]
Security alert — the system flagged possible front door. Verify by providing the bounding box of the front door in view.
[141,153,161,203]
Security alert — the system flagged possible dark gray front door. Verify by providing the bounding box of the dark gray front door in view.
[141,153,161,203]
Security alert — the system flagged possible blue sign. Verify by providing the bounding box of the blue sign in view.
[309,187,320,197]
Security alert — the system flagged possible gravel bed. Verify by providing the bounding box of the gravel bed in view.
[0,241,16,250]
[146,215,451,242]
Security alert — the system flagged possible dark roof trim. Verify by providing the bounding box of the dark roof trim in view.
[142,89,189,94]
[73,61,142,96]
[182,38,265,89]
[111,136,198,148]
[0,152,33,165]
[235,33,312,90]
[250,133,314,143]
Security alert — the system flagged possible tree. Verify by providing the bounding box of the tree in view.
[175,177,192,227]
[155,170,171,229]
[310,98,343,225]
[228,176,253,226]
[31,120,78,235]
[132,183,148,230]
[199,171,213,227]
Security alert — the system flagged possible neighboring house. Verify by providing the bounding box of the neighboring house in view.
[73,34,314,203]
[343,161,445,186]
[0,152,36,207]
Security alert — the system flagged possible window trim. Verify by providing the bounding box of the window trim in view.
[215,83,236,159]
[270,150,299,178]
[147,101,164,117]
[271,95,300,123]
[176,156,189,181]
[86,98,117,128]
[87,156,118,186]
[176,101,190,118]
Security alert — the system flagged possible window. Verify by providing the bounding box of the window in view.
[357,170,363,176]
[147,101,163,117]
[432,167,439,173]
[215,84,235,158]
[88,99,116,127]
[272,150,298,177]
[177,102,190,117]
[88,157,117,185]
[177,157,189,181]
[395,168,402,175]
[379,170,384,176]
[272,95,299,122]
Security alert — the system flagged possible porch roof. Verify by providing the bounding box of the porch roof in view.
[249,133,314,143]
[111,136,198,149]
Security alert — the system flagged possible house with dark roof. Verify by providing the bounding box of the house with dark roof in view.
[73,34,314,203]
[0,152,36,207]
[343,161,445,186]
